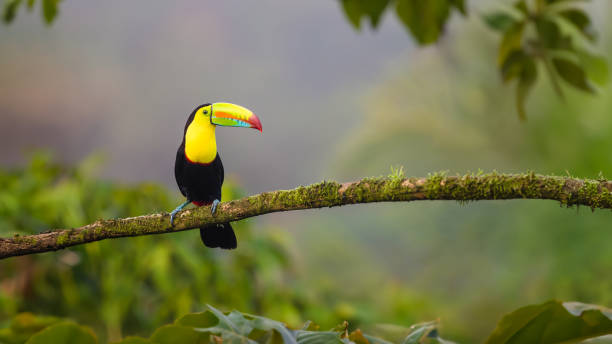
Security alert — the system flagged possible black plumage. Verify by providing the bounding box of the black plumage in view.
[174,105,237,249]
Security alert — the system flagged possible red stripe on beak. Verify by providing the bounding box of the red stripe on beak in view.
[249,114,263,132]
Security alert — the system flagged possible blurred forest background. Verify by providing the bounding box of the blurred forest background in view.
[1,0,612,343]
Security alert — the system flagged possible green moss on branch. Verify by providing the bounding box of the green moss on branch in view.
[1,173,612,259]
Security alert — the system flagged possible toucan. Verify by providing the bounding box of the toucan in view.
[170,103,262,249]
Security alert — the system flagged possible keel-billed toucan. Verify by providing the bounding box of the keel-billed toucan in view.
[170,103,262,249]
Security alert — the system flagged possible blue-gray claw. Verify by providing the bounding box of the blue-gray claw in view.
[170,200,191,227]
[211,199,220,216]
[170,211,178,226]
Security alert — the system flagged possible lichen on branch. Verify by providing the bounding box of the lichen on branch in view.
[1,172,612,259]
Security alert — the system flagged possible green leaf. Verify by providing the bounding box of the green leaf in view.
[549,14,595,53]
[501,50,530,82]
[395,0,451,45]
[362,0,391,28]
[111,337,153,344]
[535,18,562,49]
[0,313,62,344]
[514,0,528,16]
[339,0,390,29]
[175,312,218,328]
[362,334,394,344]
[227,311,257,337]
[10,313,62,335]
[563,302,612,318]
[545,0,591,17]
[491,2,527,22]
[149,325,206,344]
[515,57,537,121]
[195,326,259,344]
[41,0,59,24]
[361,322,452,344]
[3,0,59,23]
[248,314,298,344]
[205,305,247,334]
[559,9,595,41]
[547,49,581,65]
[449,0,467,15]
[497,22,525,66]
[1,308,453,344]
[483,12,516,33]
[25,322,97,344]
[577,50,609,87]
[295,331,344,344]
[401,322,437,344]
[3,0,22,23]
[552,57,595,93]
[340,0,362,29]
[486,300,612,344]
[366,324,413,344]
[189,307,281,344]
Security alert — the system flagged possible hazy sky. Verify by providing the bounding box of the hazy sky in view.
[0,0,414,193]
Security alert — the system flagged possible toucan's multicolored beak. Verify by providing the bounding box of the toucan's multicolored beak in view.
[210,102,262,132]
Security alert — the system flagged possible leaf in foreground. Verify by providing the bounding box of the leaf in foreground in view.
[24,322,97,344]
[486,300,612,344]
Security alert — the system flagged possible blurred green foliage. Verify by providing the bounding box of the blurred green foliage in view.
[0,306,452,344]
[0,153,307,342]
[339,0,465,43]
[338,0,608,119]
[394,0,466,45]
[0,313,64,344]
[0,154,449,343]
[2,0,59,25]
[320,7,612,342]
[484,0,609,119]
[4,301,612,343]
[486,300,612,344]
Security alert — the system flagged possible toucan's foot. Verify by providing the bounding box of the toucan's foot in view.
[211,199,220,216]
[170,210,178,227]
[170,200,191,227]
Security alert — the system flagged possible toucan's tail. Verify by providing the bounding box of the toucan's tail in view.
[199,223,237,249]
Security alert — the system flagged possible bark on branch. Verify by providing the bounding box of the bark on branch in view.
[2,173,612,259]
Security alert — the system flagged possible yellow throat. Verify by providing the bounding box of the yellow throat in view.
[184,107,217,164]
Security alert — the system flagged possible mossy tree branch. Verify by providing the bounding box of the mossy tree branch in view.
[2,173,612,259]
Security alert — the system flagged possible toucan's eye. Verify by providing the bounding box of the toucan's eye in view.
[203,110,209,115]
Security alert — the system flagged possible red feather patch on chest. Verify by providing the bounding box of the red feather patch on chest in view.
[192,201,212,207]
[184,152,214,166]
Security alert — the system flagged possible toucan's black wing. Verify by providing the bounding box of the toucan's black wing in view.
[174,141,189,198]
[174,108,198,198]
